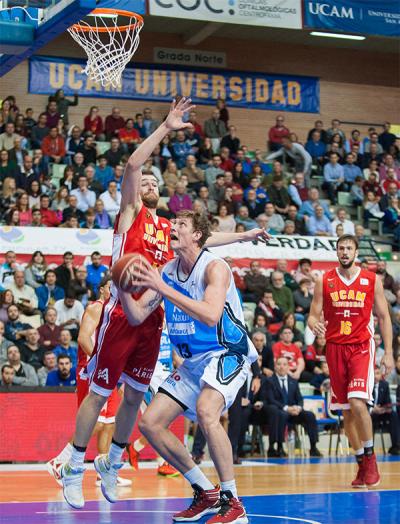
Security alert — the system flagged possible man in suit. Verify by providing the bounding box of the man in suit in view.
[371,367,400,455]
[258,356,322,457]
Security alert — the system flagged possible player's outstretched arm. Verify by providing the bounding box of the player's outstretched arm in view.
[77,301,103,356]
[120,97,195,215]
[374,276,394,376]
[131,259,230,327]
[205,227,270,248]
[119,288,163,327]
[307,277,326,336]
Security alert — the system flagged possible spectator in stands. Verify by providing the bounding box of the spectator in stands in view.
[327,133,345,160]
[305,129,327,172]
[171,130,192,169]
[142,107,158,137]
[143,157,163,190]
[204,109,227,149]
[99,180,121,224]
[267,175,291,215]
[6,344,38,386]
[281,312,304,348]
[83,106,104,140]
[268,115,290,152]
[345,129,363,154]
[219,146,234,172]
[69,266,90,306]
[37,350,57,386]
[46,354,76,387]
[363,171,383,200]
[331,207,355,235]
[95,155,113,188]
[243,189,265,219]
[8,137,28,167]
[39,194,60,227]
[83,164,103,197]
[387,354,400,387]
[188,110,204,138]
[71,152,85,178]
[38,307,62,350]
[105,137,124,167]
[326,118,345,143]
[350,176,364,206]
[0,291,14,325]
[263,202,284,233]
[343,152,362,189]
[275,260,297,291]
[380,154,400,181]
[267,137,312,180]
[53,328,77,367]
[287,204,307,235]
[380,182,399,212]
[5,271,38,317]
[4,208,20,226]
[18,328,46,371]
[288,172,308,208]
[382,168,400,194]
[363,159,380,181]
[105,107,125,139]
[363,142,383,168]
[4,304,32,343]
[16,156,40,192]
[363,190,384,226]
[309,361,330,395]
[53,89,78,127]
[23,108,36,138]
[30,208,44,228]
[244,175,268,203]
[77,134,98,165]
[0,149,18,181]
[271,271,294,313]
[85,252,108,298]
[62,194,85,224]
[383,196,400,241]
[133,113,146,140]
[118,118,140,154]
[364,132,383,155]
[307,205,333,236]
[307,120,328,144]
[252,330,274,377]
[0,319,13,364]
[220,125,240,156]
[254,289,284,334]
[30,113,49,148]
[36,270,65,313]
[24,251,47,290]
[243,261,269,303]
[45,99,61,128]
[162,160,179,196]
[294,279,313,322]
[272,327,305,379]
[379,122,397,153]
[41,126,66,165]
[1,363,14,388]
[293,258,318,293]
[94,198,112,229]
[235,205,257,231]
[0,122,19,151]
[208,173,226,207]
[54,291,84,341]
[376,260,398,296]
[262,357,322,457]
[195,185,217,216]
[251,313,269,335]
[371,367,400,455]
[70,174,96,213]
[204,154,224,187]
[322,152,344,204]
[54,252,77,294]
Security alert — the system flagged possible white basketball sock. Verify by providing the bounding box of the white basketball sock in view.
[56,442,73,462]
[221,479,238,499]
[184,466,214,490]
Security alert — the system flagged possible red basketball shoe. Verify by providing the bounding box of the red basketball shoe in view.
[157,462,180,477]
[351,460,366,488]
[173,484,220,521]
[125,444,139,471]
[206,491,248,524]
[364,453,380,488]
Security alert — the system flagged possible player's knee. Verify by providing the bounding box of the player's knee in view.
[123,385,144,408]
[196,403,219,430]
[138,412,157,438]
[349,397,367,414]
[88,390,109,408]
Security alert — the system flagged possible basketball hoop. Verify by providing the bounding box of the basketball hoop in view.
[68,8,144,88]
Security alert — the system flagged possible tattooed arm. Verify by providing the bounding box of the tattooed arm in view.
[119,289,163,327]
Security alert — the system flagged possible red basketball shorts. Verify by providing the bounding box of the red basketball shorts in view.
[326,338,375,410]
[83,296,164,397]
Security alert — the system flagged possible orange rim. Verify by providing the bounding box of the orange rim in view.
[70,8,144,33]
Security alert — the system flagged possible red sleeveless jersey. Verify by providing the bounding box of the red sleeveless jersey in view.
[323,268,376,345]
[111,205,174,299]
[77,300,103,368]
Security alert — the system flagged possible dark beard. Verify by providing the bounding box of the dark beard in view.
[339,259,355,269]
[142,193,159,209]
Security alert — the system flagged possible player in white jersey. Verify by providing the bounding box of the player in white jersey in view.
[119,210,257,524]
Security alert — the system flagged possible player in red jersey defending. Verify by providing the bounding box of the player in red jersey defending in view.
[59,97,269,509]
[308,235,394,488]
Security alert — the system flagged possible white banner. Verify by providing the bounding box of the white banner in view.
[0,227,339,261]
[149,0,302,29]
[154,47,227,67]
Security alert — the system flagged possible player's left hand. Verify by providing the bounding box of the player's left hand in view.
[243,228,271,243]
[380,352,394,377]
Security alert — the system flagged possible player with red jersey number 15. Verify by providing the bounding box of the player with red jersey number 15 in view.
[308,234,393,490]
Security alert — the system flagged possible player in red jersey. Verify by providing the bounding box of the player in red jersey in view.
[60,97,269,509]
[308,234,393,489]
[46,277,131,487]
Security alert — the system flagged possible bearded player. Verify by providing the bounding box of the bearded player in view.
[308,234,393,488]
[59,97,269,509]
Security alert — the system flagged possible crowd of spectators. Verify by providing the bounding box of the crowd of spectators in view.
[1,93,400,456]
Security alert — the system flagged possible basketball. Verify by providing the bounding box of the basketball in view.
[111,253,148,293]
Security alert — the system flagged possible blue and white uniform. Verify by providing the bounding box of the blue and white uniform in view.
[159,250,257,421]
[145,321,174,405]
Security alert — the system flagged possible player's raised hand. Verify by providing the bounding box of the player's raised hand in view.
[380,352,394,378]
[130,257,165,292]
[242,228,271,243]
[165,97,196,131]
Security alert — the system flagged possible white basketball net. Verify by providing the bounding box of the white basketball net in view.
[67,10,143,88]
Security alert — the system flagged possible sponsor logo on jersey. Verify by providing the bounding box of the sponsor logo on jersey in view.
[216,353,244,386]
[143,223,169,253]
[131,366,153,380]
[349,378,366,390]
[330,289,366,308]
[97,368,109,384]
[360,278,369,285]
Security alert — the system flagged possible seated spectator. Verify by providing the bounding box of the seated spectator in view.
[271,270,294,313]
[326,118,345,143]
[281,312,304,348]
[118,118,140,154]
[379,122,397,153]
[382,168,400,194]
[234,205,257,231]
[168,181,193,215]
[66,125,84,159]
[272,327,305,381]
[0,319,13,364]
[1,363,14,388]
[322,152,344,204]
[252,330,274,377]
[267,175,291,215]
[53,329,77,367]
[99,180,121,224]
[267,136,312,181]
[77,134,98,165]
[298,187,332,220]
[304,334,326,371]
[365,132,383,155]
[387,354,400,387]
[5,271,38,317]
[219,146,234,172]
[307,205,333,236]
[345,129,363,154]
[220,125,241,156]
[105,137,124,167]
[18,328,46,371]
[287,172,308,208]
[264,202,284,234]
[294,279,313,321]
[36,270,65,313]
[261,160,288,189]
[215,203,236,233]
[54,291,84,340]
[326,133,345,159]
[195,186,217,216]
[30,209,44,229]
[188,110,204,138]
[38,307,62,350]
[45,99,61,128]
[261,357,322,457]
[371,368,400,455]
[0,122,20,151]
[5,208,20,226]
[133,112,146,139]
[310,361,330,395]
[14,192,31,226]
[37,350,57,386]
[275,259,297,291]
[376,260,398,296]
[204,109,227,150]
[6,344,38,386]
[331,208,355,235]
[24,251,47,289]
[94,198,112,229]
[243,189,265,219]
[205,154,224,187]
[268,115,290,152]
[380,153,400,181]
[363,159,380,181]
[95,155,113,188]
[70,174,96,213]
[307,119,328,144]
[243,261,269,303]
[143,107,159,137]
[40,194,61,227]
[62,194,85,224]
[287,204,307,235]
[69,266,91,307]
[54,252,77,293]
[283,220,296,235]
[83,106,104,140]
[363,143,383,168]
[172,130,193,169]
[363,171,383,199]
[46,354,77,387]
[305,130,326,169]
[85,251,108,298]
[380,182,399,212]
[343,153,362,189]
[251,312,269,335]
[363,190,384,225]
[41,127,66,165]
[105,107,125,139]
[0,149,19,181]
[30,113,49,148]
[383,195,400,238]
[244,175,268,203]
[208,173,227,208]
[8,136,28,168]
[162,160,180,196]
[350,176,364,206]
